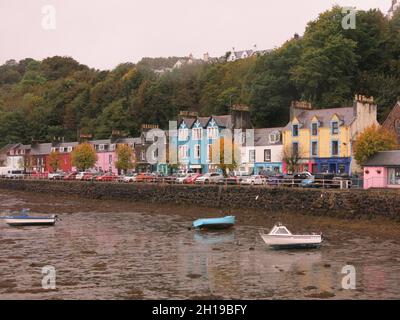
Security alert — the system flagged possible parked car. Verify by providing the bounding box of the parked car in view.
[267,174,285,186]
[195,172,224,184]
[135,173,156,183]
[48,171,65,180]
[241,175,267,185]
[121,173,137,183]
[63,172,78,180]
[217,175,241,185]
[76,172,95,181]
[183,173,202,184]
[175,174,189,184]
[96,173,118,182]
[283,172,313,187]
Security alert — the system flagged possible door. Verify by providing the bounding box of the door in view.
[329,163,336,173]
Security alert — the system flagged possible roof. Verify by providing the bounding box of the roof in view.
[363,151,400,167]
[30,143,52,155]
[253,127,284,146]
[180,117,196,129]
[212,115,232,128]
[285,107,355,129]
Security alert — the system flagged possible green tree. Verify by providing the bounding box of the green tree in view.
[71,142,97,171]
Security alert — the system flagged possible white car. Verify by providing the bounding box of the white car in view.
[122,174,137,183]
[176,173,193,184]
[5,170,25,179]
[241,175,267,185]
[195,173,224,184]
[48,172,64,180]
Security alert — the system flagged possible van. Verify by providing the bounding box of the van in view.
[5,170,25,179]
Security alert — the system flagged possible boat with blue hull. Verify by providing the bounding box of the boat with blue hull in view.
[192,216,235,230]
[0,209,58,227]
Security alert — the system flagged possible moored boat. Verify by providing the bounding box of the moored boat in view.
[0,209,58,227]
[260,224,322,249]
[192,216,235,230]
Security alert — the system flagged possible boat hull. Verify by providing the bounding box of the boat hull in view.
[260,234,322,250]
[4,216,56,227]
[193,216,235,230]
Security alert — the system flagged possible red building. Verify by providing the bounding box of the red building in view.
[48,142,78,173]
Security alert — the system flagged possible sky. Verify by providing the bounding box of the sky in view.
[0,0,393,70]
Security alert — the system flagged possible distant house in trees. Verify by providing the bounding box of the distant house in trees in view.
[226,45,271,62]
[382,101,400,144]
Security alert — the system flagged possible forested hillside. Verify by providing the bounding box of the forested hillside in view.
[0,6,399,147]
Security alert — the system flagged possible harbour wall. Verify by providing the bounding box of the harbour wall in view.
[0,179,399,220]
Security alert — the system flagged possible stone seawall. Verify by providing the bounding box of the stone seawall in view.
[0,179,399,220]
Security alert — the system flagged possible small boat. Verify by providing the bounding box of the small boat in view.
[0,209,58,227]
[192,216,235,230]
[260,224,322,249]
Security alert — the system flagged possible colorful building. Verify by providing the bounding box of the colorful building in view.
[363,151,400,189]
[175,107,252,173]
[240,128,284,174]
[282,95,379,174]
[50,142,78,173]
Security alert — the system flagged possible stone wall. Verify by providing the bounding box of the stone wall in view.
[0,179,399,220]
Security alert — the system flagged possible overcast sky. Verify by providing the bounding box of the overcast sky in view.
[0,0,393,70]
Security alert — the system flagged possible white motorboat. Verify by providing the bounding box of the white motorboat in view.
[1,209,58,227]
[260,224,322,249]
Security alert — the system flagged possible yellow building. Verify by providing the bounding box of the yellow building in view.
[283,95,379,174]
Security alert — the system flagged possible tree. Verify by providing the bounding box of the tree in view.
[115,144,134,173]
[212,137,240,177]
[282,144,304,174]
[48,151,61,172]
[71,142,97,171]
[353,125,399,165]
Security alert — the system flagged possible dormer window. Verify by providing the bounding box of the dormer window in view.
[67,146,73,152]
[178,129,188,141]
[207,127,218,139]
[99,144,104,151]
[331,121,339,135]
[269,132,280,144]
[311,123,318,136]
[192,128,202,140]
[292,124,299,137]
[110,144,116,151]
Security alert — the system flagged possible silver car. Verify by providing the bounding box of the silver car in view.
[195,173,224,184]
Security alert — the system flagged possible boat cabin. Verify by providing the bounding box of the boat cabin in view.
[269,225,292,235]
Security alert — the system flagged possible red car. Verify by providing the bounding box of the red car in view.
[135,173,156,183]
[96,173,118,182]
[183,173,202,184]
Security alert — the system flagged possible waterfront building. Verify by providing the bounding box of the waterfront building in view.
[282,95,379,174]
[175,106,253,173]
[50,141,78,173]
[363,150,400,189]
[240,127,284,174]
[382,101,400,144]
[5,144,31,171]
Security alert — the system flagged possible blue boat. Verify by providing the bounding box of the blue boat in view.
[192,216,235,230]
[0,209,58,227]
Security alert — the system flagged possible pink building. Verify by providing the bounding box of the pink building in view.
[363,151,400,189]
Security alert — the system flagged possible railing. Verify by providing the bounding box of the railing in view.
[0,174,357,189]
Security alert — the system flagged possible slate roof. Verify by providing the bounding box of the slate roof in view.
[30,143,52,155]
[253,127,284,146]
[363,151,400,167]
[285,107,355,129]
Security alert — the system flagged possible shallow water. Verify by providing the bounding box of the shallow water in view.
[0,190,400,299]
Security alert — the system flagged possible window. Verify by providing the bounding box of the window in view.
[311,141,318,157]
[207,127,218,139]
[331,122,339,135]
[249,150,255,163]
[332,141,339,156]
[194,144,201,159]
[312,123,318,136]
[179,145,188,159]
[264,149,271,162]
[99,144,104,151]
[292,142,299,156]
[178,129,188,141]
[269,132,280,143]
[67,146,73,152]
[110,144,116,151]
[388,168,400,185]
[51,148,56,152]
[192,128,202,140]
[292,124,299,137]
[207,144,213,162]
[276,227,290,235]
[109,155,113,164]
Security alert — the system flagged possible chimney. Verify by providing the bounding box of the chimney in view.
[353,94,376,118]
[290,101,312,120]
[231,105,252,129]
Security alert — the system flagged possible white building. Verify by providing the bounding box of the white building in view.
[240,128,284,174]
[226,46,272,62]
